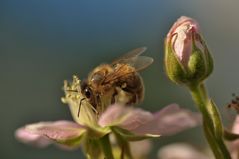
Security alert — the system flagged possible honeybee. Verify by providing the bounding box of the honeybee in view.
[64,47,153,117]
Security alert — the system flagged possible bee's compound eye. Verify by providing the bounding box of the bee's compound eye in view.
[84,87,91,98]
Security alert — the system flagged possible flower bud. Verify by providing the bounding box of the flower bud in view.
[164,16,213,85]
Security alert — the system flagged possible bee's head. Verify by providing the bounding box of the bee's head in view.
[80,79,97,108]
[80,79,93,98]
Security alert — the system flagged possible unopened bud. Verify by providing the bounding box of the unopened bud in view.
[164,16,213,85]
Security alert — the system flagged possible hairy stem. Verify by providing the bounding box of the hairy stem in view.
[189,83,231,159]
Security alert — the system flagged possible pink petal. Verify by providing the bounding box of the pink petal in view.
[167,16,201,66]
[15,127,51,148]
[167,16,199,41]
[132,104,202,136]
[98,104,153,130]
[98,104,126,127]
[15,120,85,147]
[173,27,192,65]
[119,109,154,131]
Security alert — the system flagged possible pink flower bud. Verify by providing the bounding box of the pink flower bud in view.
[164,16,213,85]
[167,16,203,67]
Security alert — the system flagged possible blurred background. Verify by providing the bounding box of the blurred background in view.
[1,0,239,158]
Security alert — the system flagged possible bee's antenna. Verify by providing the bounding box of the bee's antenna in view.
[78,98,86,117]
[77,98,99,117]
[66,89,78,92]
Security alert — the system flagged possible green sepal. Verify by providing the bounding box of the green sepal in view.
[164,39,188,85]
[111,127,160,141]
[206,99,223,138]
[86,126,111,139]
[113,129,133,159]
[187,49,207,84]
[203,46,214,79]
[55,130,86,147]
[82,137,103,159]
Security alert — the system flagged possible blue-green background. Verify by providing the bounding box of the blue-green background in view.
[1,1,239,158]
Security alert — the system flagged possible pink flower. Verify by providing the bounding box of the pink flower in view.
[99,104,201,136]
[228,115,239,159]
[130,140,152,159]
[15,104,201,148]
[157,143,208,159]
[156,115,239,159]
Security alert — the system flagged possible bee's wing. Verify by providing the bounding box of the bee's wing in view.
[112,47,146,64]
[111,47,153,72]
[102,48,153,84]
[119,56,154,72]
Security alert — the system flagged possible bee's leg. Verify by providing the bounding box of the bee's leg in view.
[114,86,134,105]
[78,98,86,117]
[126,93,137,105]
[111,89,117,104]
[121,86,137,105]
[90,105,99,116]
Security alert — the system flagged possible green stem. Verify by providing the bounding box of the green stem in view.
[199,83,208,100]
[112,129,133,159]
[82,138,103,159]
[189,84,213,130]
[99,135,114,159]
[189,84,231,159]
[203,121,223,158]
[119,140,133,159]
